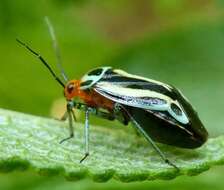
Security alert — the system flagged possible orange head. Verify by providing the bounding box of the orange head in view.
[64,79,93,103]
[64,80,82,101]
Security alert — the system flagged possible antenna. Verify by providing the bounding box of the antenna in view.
[16,38,65,88]
[45,16,68,82]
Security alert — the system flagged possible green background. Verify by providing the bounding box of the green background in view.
[0,0,224,189]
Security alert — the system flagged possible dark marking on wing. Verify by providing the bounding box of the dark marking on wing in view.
[171,103,182,116]
[87,68,103,76]
[80,80,93,87]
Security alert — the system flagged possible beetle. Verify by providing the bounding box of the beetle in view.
[16,21,208,170]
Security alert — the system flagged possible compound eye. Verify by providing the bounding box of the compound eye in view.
[67,83,74,94]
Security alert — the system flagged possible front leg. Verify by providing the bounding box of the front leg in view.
[60,101,115,144]
[59,101,75,144]
[80,108,90,163]
[60,111,68,121]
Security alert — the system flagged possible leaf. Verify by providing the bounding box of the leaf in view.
[0,108,223,182]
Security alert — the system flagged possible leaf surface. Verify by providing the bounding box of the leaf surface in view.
[0,108,223,182]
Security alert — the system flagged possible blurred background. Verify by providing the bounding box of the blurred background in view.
[1,0,224,189]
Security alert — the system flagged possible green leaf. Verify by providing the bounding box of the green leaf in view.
[0,108,223,182]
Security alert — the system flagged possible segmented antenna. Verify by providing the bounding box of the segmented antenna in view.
[16,38,65,88]
[45,16,68,82]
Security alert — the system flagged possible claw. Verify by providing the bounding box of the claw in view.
[80,153,89,163]
[59,134,74,144]
[165,159,180,172]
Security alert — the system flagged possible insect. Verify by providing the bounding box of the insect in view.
[17,20,208,170]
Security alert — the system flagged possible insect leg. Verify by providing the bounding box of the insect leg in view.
[60,111,68,121]
[80,108,90,163]
[131,117,179,170]
[59,102,75,144]
[114,103,179,171]
[70,109,77,122]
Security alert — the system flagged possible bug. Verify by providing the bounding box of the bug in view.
[16,20,208,170]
